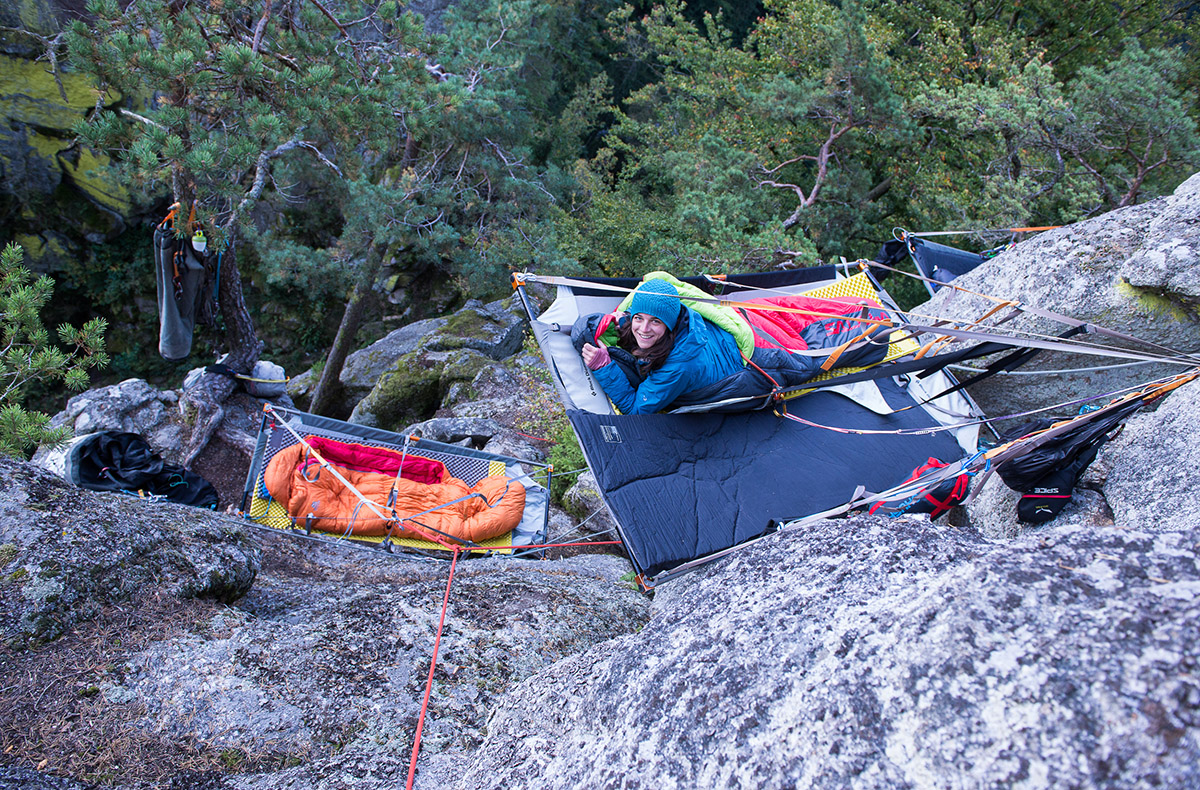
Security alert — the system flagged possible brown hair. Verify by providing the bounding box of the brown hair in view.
[617,307,688,377]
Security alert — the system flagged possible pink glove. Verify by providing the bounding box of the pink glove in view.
[582,343,611,370]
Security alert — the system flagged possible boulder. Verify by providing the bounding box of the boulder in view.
[32,378,267,510]
[403,416,508,448]
[562,470,618,537]
[0,456,260,648]
[1100,376,1200,528]
[0,0,69,43]
[348,347,488,429]
[345,297,529,428]
[0,524,647,789]
[462,515,1200,789]
[921,173,1200,418]
[34,377,187,456]
[1118,172,1200,300]
[130,545,645,790]
[428,298,529,361]
[332,315,448,409]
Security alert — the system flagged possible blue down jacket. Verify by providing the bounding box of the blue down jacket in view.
[573,306,743,414]
[572,302,892,413]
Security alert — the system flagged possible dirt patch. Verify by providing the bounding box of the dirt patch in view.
[0,591,292,787]
[191,436,251,513]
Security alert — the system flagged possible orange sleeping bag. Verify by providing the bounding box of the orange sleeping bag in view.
[263,436,525,543]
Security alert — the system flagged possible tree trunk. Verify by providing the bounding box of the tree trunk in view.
[180,240,264,467]
[309,248,382,417]
[215,240,264,371]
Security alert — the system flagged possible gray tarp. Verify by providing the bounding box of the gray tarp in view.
[153,224,206,360]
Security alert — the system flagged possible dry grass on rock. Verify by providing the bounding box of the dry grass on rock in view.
[0,591,300,787]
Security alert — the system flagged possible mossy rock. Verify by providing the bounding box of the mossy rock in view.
[23,125,72,161]
[350,350,444,431]
[59,145,132,216]
[0,0,64,41]
[1114,278,1200,323]
[0,54,118,130]
[428,298,526,360]
[440,348,493,388]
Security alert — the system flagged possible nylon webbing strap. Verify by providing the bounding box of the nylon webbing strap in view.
[906,226,1060,237]
[981,371,1198,469]
[899,322,1193,365]
[864,259,1197,361]
[914,325,1087,405]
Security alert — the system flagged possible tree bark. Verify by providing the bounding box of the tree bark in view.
[180,240,264,467]
[309,248,382,417]
[214,240,264,371]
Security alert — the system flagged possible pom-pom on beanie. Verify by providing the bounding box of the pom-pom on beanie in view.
[628,279,682,331]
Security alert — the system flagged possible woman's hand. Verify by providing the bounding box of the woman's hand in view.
[581,343,611,370]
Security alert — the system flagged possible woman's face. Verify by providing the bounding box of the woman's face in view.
[631,313,668,350]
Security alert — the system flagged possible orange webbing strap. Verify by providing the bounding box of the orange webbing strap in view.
[913,337,943,360]
[914,300,1018,360]
[973,300,1019,324]
[819,318,888,372]
[914,334,958,360]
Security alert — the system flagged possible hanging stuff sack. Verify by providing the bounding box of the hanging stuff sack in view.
[153,202,214,361]
[995,408,1129,524]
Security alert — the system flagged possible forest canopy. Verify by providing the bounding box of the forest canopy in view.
[9,0,1200,403]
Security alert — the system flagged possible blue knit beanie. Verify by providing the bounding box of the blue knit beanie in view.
[628,279,681,330]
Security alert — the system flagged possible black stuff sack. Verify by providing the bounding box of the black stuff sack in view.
[1016,463,1080,524]
[65,431,219,509]
[996,405,1134,524]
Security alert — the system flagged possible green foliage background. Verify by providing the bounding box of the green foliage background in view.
[8,0,1200,420]
[0,243,108,456]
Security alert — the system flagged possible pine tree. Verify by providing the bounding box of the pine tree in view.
[0,243,108,457]
[65,0,565,441]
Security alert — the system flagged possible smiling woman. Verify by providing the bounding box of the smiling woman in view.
[569,271,899,416]
[577,278,745,414]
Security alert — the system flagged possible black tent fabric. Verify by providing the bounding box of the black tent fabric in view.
[873,235,995,296]
[908,237,990,295]
[569,379,965,581]
[66,431,219,509]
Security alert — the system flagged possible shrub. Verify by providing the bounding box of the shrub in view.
[0,243,108,456]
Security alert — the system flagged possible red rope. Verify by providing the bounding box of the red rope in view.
[512,429,550,443]
[406,548,460,790]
